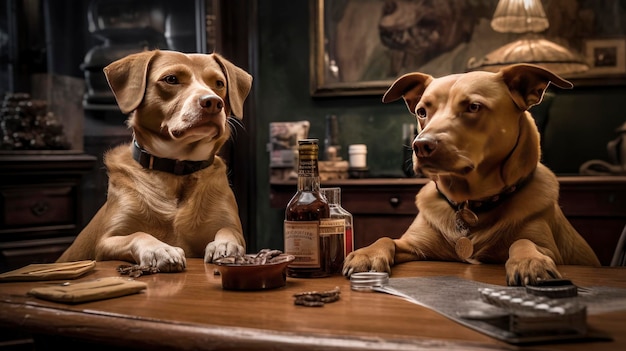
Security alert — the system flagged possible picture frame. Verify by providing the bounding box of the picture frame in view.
[309,0,395,97]
[584,38,626,75]
[310,0,626,97]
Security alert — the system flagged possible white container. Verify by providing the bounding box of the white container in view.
[349,144,367,168]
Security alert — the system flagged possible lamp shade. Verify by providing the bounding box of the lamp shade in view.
[467,35,589,76]
[491,0,549,33]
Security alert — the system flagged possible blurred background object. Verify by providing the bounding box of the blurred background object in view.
[467,0,589,76]
[0,93,70,150]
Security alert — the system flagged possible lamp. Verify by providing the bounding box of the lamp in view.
[467,0,589,75]
[491,0,549,33]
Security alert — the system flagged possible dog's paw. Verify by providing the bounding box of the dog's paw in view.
[505,256,561,286]
[137,245,187,273]
[204,240,245,263]
[342,250,392,277]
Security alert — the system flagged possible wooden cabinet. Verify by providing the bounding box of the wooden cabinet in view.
[557,176,626,266]
[270,176,626,266]
[0,153,97,272]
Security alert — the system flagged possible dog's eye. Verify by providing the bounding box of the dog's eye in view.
[163,75,179,85]
[415,107,427,119]
[216,80,225,89]
[468,103,481,113]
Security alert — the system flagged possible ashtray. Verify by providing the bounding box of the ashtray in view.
[214,253,295,290]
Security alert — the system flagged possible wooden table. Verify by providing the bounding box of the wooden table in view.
[0,259,625,351]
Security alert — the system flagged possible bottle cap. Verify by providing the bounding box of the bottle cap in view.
[299,138,319,146]
[348,144,367,168]
[349,144,367,153]
[525,279,578,298]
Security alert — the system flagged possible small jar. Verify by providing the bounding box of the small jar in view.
[348,144,367,168]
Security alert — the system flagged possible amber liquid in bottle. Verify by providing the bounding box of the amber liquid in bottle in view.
[284,139,331,278]
[320,187,354,274]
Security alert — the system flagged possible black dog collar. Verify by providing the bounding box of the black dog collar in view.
[131,140,214,175]
[436,172,534,234]
[437,172,533,214]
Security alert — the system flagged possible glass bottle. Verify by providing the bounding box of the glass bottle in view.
[321,187,354,269]
[284,139,331,278]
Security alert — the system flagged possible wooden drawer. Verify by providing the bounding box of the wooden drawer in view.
[341,188,418,215]
[0,153,97,273]
[559,187,626,217]
[0,236,75,272]
[1,185,75,228]
[569,218,624,266]
[269,178,428,212]
[353,215,412,249]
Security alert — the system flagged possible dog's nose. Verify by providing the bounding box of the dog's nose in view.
[413,136,437,157]
[199,94,224,113]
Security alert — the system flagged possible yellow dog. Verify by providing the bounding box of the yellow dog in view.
[343,64,600,286]
[58,50,252,272]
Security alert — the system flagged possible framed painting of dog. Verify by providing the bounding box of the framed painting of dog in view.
[310,0,626,97]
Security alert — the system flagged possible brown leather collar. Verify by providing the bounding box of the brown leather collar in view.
[436,171,533,214]
[131,140,214,175]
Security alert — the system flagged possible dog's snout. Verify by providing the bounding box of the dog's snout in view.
[199,94,224,113]
[413,136,437,157]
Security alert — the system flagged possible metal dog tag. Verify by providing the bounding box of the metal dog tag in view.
[457,208,479,227]
[455,237,474,260]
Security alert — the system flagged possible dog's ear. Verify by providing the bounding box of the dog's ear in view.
[212,54,253,119]
[382,73,433,114]
[500,63,573,111]
[103,50,159,114]
[500,64,572,183]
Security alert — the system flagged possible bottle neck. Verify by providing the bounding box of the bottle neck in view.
[322,188,341,205]
[297,145,321,192]
[297,173,320,192]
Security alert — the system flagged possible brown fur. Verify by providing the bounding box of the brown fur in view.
[57,50,252,272]
[342,64,600,286]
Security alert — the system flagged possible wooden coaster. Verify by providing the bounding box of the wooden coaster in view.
[455,237,473,260]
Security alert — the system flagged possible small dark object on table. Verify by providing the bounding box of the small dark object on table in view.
[294,286,341,307]
[117,264,159,278]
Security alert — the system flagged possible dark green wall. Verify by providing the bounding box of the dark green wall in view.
[253,0,626,252]
[255,0,414,251]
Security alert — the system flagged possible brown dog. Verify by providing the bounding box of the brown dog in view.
[343,64,600,286]
[57,50,252,272]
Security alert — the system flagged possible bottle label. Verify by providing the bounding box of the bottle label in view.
[319,218,345,236]
[298,158,316,176]
[284,220,321,268]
